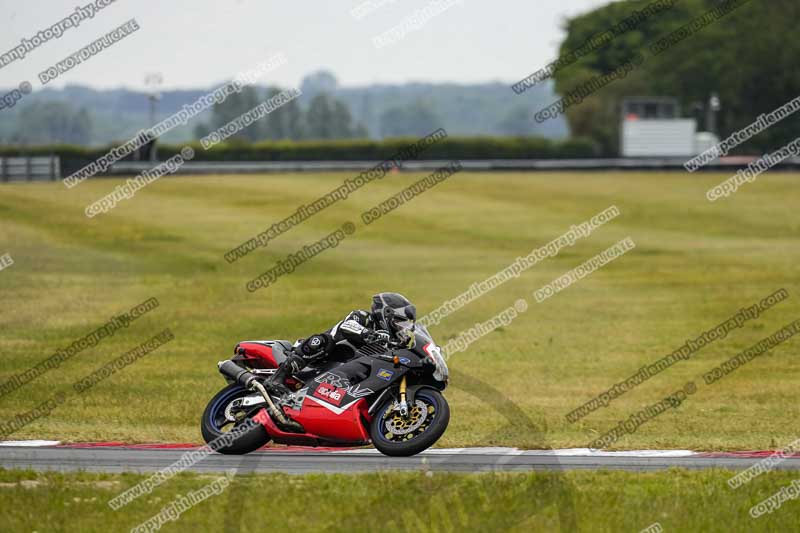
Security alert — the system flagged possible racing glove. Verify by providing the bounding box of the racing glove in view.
[362,328,391,344]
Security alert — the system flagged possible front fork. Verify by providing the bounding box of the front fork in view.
[398,375,409,417]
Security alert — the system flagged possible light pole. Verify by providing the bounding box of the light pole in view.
[144,73,163,161]
[707,92,721,136]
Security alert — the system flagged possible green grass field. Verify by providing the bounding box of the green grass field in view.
[1,468,798,532]
[0,171,798,450]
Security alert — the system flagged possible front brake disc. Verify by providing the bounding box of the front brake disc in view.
[384,400,428,435]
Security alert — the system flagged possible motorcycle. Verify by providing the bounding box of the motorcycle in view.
[201,319,450,457]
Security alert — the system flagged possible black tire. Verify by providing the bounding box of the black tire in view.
[201,384,271,455]
[370,388,450,457]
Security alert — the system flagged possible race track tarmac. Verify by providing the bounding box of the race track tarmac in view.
[2,444,800,474]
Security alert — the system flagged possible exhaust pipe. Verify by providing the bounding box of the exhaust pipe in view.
[218,360,257,388]
[217,360,303,433]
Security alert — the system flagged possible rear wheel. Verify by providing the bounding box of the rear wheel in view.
[370,388,450,457]
[201,384,270,454]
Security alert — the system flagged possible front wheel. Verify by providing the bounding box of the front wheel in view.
[201,384,270,454]
[370,388,450,457]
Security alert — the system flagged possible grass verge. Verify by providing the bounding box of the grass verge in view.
[1,468,798,532]
[0,171,798,449]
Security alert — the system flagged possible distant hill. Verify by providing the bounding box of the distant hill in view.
[332,81,567,140]
[0,73,568,146]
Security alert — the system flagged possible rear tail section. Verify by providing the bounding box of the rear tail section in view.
[233,340,292,369]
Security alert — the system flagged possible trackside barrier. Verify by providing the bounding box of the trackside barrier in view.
[0,155,60,182]
[98,157,800,176]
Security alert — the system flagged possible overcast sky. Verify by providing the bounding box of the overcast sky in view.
[0,0,609,90]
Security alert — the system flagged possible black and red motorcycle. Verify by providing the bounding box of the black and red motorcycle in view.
[201,321,449,457]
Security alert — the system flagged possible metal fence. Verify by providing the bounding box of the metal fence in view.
[0,156,61,182]
[2,156,799,182]
[104,157,800,175]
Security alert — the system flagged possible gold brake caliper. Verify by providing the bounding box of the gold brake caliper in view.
[385,404,431,440]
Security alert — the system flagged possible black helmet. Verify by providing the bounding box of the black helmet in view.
[371,292,417,334]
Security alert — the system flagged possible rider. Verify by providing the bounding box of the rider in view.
[265,292,416,397]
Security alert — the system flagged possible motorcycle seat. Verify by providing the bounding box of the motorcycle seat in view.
[271,340,294,364]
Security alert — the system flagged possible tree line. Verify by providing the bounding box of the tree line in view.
[551,0,800,155]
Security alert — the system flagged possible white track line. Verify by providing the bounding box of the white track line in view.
[0,441,698,457]
[0,440,61,447]
[332,447,698,457]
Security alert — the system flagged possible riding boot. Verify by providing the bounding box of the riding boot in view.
[266,352,304,397]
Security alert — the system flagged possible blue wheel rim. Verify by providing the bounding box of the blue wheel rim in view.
[207,386,248,432]
[377,390,439,444]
